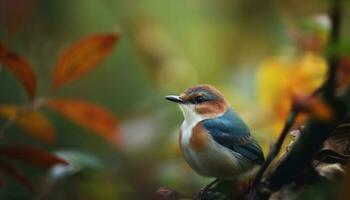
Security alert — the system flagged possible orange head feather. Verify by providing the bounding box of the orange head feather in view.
[179,85,228,118]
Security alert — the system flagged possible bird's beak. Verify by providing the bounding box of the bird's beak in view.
[165,95,185,104]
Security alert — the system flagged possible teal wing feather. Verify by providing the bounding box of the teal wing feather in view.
[202,109,265,165]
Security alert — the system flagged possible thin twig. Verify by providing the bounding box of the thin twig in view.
[252,111,298,187]
[323,0,341,102]
[252,87,323,189]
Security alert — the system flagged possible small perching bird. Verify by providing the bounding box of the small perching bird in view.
[165,85,264,181]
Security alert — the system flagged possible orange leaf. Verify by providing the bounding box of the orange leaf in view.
[0,145,68,168]
[0,42,36,99]
[292,94,334,121]
[0,159,33,191]
[52,33,120,89]
[308,98,334,121]
[47,99,121,147]
[0,105,54,144]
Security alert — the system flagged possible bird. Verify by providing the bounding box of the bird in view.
[165,84,264,182]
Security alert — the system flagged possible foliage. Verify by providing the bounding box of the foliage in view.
[0,33,120,191]
[1,0,350,199]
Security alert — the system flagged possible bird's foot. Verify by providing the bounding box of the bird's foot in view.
[197,188,216,200]
[196,179,220,200]
[196,179,237,200]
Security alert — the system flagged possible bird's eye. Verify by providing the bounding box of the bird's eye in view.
[194,96,205,104]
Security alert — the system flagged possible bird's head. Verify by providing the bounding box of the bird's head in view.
[166,85,229,121]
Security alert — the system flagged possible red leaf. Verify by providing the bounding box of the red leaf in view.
[0,145,68,168]
[0,159,33,191]
[47,99,121,147]
[0,105,55,144]
[52,33,120,89]
[0,42,36,99]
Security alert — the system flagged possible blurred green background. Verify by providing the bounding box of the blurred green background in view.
[0,0,350,199]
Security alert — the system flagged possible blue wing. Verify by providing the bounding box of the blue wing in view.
[202,108,264,165]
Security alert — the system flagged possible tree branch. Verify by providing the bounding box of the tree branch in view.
[259,0,345,198]
[244,1,346,200]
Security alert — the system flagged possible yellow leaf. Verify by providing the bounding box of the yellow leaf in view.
[257,52,327,136]
[257,57,291,108]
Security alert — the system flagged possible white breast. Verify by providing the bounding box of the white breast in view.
[178,103,204,148]
[177,103,255,179]
[179,118,250,178]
